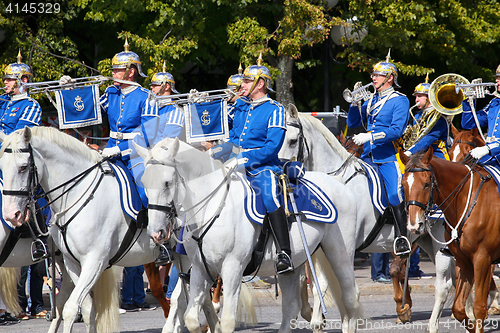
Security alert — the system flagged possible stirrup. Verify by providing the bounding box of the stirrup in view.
[439,247,454,257]
[31,239,49,261]
[275,251,294,274]
[393,236,411,258]
[155,243,173,267]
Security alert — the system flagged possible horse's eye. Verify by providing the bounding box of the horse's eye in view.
[19,165,28,172]
[423,182,431,189]
[165,182,169,188]
[289,139,298,146]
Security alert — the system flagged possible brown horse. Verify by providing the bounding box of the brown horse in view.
[449,124,486,162]
[400,148,500,332]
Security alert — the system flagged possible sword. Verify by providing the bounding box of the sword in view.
[283,176,328,316]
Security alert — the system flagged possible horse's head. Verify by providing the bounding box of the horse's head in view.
[279,104,309,163]
[449,124,485,162]
[0,127,43,227]
[400,148,436,235]
[134,138,182,244]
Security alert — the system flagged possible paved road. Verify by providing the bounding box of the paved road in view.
[4,256,500,332]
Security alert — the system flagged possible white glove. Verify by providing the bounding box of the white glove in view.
[223,157,238,173]
[404,150,412,157]
[101,146,121,157]
[470,145,489,159]
[353,133,372,146]
[59,75,73,85]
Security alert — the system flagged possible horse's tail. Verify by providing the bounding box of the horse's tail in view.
[93,266,120,333]
[0,267,22,314]
[312,249,369,323]
[237,282,257,327]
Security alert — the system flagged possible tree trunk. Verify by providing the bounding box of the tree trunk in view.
[275,55,295,108]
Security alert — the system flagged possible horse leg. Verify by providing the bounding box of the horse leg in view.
[452,260,474,332]
[389,257,412,323]
[426,251,454,333]
[487,265,500,315]
[211,276,222,313]
[299,268,312,322]
[184,267,212,333]
[163,275,186,333]
[144,262,171,318]
[277,270,303,333]
[472,257,494,333]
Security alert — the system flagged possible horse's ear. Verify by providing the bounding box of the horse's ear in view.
[471,128,479,137]
[287,103,299,119]
[172,137,180,156]
[339,132,345,144]
[451,123,460,138]
[398,149,410,165]
[422,146,434,165]
[132,141,149,160]
[23,126,32,143]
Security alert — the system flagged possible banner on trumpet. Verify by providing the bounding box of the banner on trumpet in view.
[55,85,102,129]
[183,100,229,144]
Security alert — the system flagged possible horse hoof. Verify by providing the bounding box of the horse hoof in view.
[396,304,412,323]
[488,306,500,315]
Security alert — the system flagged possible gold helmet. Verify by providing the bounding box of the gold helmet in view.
[111,37,147,77]
[242,53,274,93]
[495,64,500,77]
[372,49,400,88]
[151,61,179,93]
[227,63,243,91]
[4,50,33,82]
[413,73,430,95]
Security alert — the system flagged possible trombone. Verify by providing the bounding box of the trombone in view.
[343,82,375,104]
[454,79,498,99]
[21,76,107,94]
[155,88,239,106]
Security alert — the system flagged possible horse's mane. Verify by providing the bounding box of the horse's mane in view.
[405,152,428,172]
[296,113,352,161]
[2,127,102,163]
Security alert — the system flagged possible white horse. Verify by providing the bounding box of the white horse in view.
[279,109,455,333]
[0,126,177,333]
[134,137,363,333]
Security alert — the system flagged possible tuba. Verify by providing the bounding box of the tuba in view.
[401,73,468,150]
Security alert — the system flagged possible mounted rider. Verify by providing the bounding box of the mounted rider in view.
[140,62,185,265]
[1,50,45,259]
[404,74,450,160]
[222,54,292,274]
[461,64,500,164]
[347,50,411,257]
[98,38,157,208]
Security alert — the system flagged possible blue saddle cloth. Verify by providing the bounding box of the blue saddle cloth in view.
[108,160,142,221]
[237,173,337,225]
[358,159,388,215]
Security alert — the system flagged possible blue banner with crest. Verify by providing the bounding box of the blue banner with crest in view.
[55,85,102,129]
[183,100,228,143]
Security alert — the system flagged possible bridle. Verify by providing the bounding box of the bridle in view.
[405,167,439,223]
[287,117,310,163]
[341,136,363,158]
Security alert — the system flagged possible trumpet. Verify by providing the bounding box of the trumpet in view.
[21,75,107,94]
[454,79,498,99]
[343,82,375,104]
[155,88,239,105]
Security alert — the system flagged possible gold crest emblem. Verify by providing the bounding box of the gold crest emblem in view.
[311,199,323,211]
[201,110,210,126]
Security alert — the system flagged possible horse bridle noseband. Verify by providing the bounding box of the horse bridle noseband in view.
[405,167,439,221]
[287,117,310,163]
[2,146,39,199]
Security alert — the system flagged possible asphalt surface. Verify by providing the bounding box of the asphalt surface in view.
[4,254,500,332]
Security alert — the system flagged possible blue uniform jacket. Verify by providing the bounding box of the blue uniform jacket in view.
[347,88,410,163]
[100,85,157,152]
[229,96,286,175]
[462,97,500,162]
[407,108,449,159]
[0,93,41,134]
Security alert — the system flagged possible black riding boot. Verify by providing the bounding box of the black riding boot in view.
[268,206,293,274]
[439,246,454,257]
[155,242,173,267]
[392,202,411,258]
